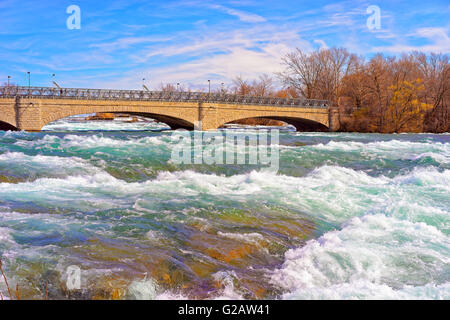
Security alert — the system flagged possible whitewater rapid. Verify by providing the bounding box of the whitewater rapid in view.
[0,120,448,300]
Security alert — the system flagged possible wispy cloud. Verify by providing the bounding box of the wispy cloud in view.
[89,36,174,51]
[372,27,450,54]
[209,4,266,23]
[89,26,312,89]
[313,39,328,50]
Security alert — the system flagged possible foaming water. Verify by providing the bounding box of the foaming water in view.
[272,214,449,299]
[42,116,170,132]
[0,123,448,299]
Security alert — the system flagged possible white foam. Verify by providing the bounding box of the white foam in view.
[0,152,96,175]
[217,232,265,245]
[312,140,449,164]
[0,227,13,243]
[409,152,448,163]
[13,134,170,149]
[1,166,448,228]
[127,278,160,300]
[280,280,450,300]
[126,277,190,300]
[271,214,450,299]
[212,271,245,300]
[42,118,169,131]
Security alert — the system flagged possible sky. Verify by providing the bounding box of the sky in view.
[0,0,449,90]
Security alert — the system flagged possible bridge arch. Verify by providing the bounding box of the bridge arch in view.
[0,120,18,131]
[222,116,328,131]
[123,112,194,130]
[199,103,330,131]
[218,115,329,132]
[43,112,195,131]
[39,101,199,131]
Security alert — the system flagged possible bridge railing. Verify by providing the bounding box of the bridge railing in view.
[0,86,329,108]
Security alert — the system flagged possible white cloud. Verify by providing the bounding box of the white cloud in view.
[90,36,173,51]
[313,39,328,50]
[88,28,312,90]
[372,27,450,54]
[209,4,266,23]
[149,44,289,83]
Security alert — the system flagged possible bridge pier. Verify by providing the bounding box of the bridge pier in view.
[328,107,341,132]
[15,97,42,131]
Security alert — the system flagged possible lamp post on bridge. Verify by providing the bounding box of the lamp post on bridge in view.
[208,80,211,95]
[7,76,11,96]
[142,78,151,92]
[51,74,62,89]
[177,83,180,92]
[27,72,30,96]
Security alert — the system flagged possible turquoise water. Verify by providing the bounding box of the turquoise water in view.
[0,118,449,299]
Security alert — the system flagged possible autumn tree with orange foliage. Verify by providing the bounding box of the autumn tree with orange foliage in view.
[385,79,433,132]
[279,48,449,133]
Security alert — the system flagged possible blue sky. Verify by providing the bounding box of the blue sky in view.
[0,0,449,90]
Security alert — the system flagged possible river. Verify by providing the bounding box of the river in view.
[0,117,448,299]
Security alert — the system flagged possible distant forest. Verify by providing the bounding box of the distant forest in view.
[277,48,449,133]
[189,48,448,133]
[227,48,448,133]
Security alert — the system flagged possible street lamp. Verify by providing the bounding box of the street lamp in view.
[7,76,11,96]
[52,74,62,89]
[177,83,180,91]
[221,82,224,94]
[142,78,151,92]
[208,80,211,95]
[27,72,30,96]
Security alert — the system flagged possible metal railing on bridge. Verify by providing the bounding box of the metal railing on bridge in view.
[0,86,329,108]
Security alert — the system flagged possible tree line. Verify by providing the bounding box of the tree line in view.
[230,48,449,133]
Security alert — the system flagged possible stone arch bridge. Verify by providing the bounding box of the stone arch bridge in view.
[0,86,337,131]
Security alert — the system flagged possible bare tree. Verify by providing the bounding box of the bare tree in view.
[278,47,356,104]
[1,82,17,88]
[232,76,254,96]
[158,82,177,92]
[278,48,324,99]
[252,74,274,97]
[414,52,450,132]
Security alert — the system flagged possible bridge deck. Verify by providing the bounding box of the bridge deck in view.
[0,86,328,109]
